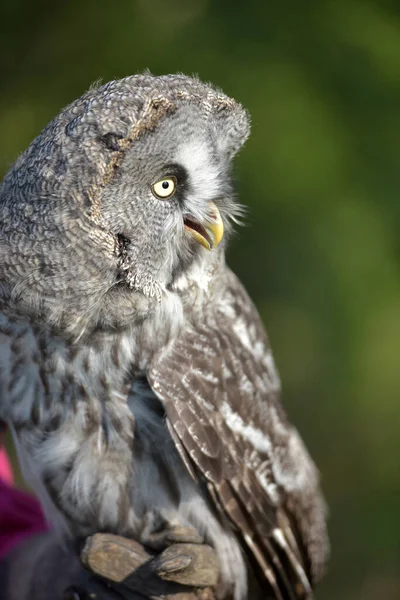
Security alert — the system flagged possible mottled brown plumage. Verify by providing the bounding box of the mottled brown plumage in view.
[0,73,328,600]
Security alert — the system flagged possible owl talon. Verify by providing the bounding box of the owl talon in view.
[81,534,219,598]
[151,543,219,588]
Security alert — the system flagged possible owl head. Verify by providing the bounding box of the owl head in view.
[0,74,250,337]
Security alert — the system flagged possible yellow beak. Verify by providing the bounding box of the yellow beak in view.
[184,202,224,250]
[206,202,224,248]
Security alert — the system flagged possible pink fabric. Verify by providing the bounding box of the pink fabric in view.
[0,447,13,485]
[0,442,48,559]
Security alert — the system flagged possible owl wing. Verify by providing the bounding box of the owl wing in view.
[147,269,328,600]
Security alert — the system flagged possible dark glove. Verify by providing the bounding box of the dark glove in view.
[0,530,219,600]
[0,531,123,600]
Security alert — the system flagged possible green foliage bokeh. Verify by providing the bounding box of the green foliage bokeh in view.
[1,1,399,598]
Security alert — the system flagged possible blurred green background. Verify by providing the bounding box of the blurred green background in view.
[1,1,399,598]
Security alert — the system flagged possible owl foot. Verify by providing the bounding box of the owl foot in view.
[81,533,219,599]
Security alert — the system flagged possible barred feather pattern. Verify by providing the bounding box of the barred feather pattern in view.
[149,268,329,599]
[0,308,249,600]
[0,267,328,599]
[0,73,329,600]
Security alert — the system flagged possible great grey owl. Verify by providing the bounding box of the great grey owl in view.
[0,74,329,600]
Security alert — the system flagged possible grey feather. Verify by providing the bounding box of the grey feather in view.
[0,73,328,600]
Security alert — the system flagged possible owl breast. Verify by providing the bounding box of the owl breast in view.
[2,293,247,597]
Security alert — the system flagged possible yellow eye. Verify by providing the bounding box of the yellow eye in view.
[152,176,177,199]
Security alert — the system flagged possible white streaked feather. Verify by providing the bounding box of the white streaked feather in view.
[221,400,273,454]
[272,528,312,596]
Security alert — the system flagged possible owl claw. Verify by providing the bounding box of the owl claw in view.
[151,543,219,588]
[81,533,219,598]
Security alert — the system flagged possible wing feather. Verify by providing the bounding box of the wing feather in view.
[148,269,328,598]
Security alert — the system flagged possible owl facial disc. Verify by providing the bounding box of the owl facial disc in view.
[184,201,224,250]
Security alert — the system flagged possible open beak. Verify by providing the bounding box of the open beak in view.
[184,202,224,250]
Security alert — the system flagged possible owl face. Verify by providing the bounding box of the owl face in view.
[0,75,250,337]
[101,103,241,300]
